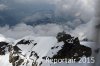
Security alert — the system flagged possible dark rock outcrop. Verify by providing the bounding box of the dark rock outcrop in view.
[52,31,92,62]
[17,39,34,45]
[0,42,9,55]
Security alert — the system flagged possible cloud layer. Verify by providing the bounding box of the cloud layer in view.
[0,0,96,41]
[0,4,8,11]
[0,0,95,26]
[0,23,65,39]
[0,21,96,42]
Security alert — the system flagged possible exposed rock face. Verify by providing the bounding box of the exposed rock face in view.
[0,42,9,55]
[51,32,92,62]
[8,39,39,66]
[82,38,89,41]
[16,39,34,45]
[9,52,24,66]
[95,48,100,54]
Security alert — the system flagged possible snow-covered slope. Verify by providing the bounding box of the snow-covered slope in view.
[10,36,63,66]
[0,34,14,66]
[0,34,97,66]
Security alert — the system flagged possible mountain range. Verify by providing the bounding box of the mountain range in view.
[0,32,97,66]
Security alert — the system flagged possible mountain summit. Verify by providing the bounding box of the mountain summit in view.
[0,32,95,66]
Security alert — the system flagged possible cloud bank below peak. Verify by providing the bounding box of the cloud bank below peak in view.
[0,20,96,41]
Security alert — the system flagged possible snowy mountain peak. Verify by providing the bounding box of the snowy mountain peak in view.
[0,32,93,66]
[0,34,6,42]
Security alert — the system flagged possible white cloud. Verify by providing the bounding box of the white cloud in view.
[72,20,97,41]
[19,0,95,24]
[0,23,71,39]
[0,4,8,11]
[0,21,97,43]
[3,23,35,39]
[14,0,94,15]
[33,24,64,36]
[55,0,94,22]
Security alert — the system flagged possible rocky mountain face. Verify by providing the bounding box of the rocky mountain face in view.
[0,32,94,66]
[0,42,11,55]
